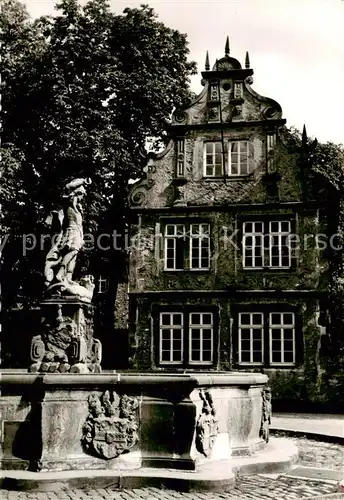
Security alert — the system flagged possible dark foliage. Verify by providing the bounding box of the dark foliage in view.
[0,0,196,308]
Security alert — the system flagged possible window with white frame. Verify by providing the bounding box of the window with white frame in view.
[229,141,249,175]
[158,311,215,366]
[243,222,264,269]
[238,312,264,364]
[189,312,213,364]
[164,223,210,271]
[267,133,277,173]
[269,221,292,268]
[159,312,184,364]
[97,275,109,294]
[190,224,210,270]
[164,224,185,270]
[242,220,292,269]
[238,311,296,366]
[203,140,250,177]
[269,312,295,365]
[204,142,223,177]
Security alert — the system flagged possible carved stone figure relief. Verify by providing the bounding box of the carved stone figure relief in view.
[233,82,243,100]
[209,83,219,101]
[232,105,243,119]
[208,106,220,122]
[195,389,219,457]
[82,391,139,460]
[259,387,272,443]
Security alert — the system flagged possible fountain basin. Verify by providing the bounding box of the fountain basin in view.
[0,371,297,489]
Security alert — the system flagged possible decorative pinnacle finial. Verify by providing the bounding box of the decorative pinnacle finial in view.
[302,124,308,144]
[225,36,230,56]
[205,50,210,71]
[245,51,250,68]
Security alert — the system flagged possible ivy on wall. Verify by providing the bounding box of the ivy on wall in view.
[280,127,344,406]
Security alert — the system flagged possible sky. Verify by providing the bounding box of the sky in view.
[25,0,344,144]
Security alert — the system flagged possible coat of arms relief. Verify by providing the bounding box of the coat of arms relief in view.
[82,391,139,459]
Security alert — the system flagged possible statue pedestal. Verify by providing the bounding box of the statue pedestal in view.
[29,298,102,373]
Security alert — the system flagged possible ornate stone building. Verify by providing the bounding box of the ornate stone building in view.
[128,40,335,405]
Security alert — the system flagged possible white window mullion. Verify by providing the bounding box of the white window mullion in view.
[269,221,291,269]
[160,312,183,365]
[252,230,257,268]
[172,237,177,270]
[243,222,264,269]
[269,324,272,365]
[238,312,264,365]
[189,234,201,269]
[269,312,295,366]
[197,237,200,270]
[164,236,175,270]
[250,327,253,363]
[200,325,204,363]
[190,224,210,270]
[292,327,296,364]
[268,221,273,268]
[189,312,213,365]
[229,141,249,176]
[204,142,223,177]
[164,224,185,270]
[169,328,173,363]
[200,224,210,270]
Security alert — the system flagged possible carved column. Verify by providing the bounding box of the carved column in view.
[29,298,102,374]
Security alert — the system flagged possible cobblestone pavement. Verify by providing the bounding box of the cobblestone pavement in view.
[274,434,344,472]
[1,437,343,500]
[0,476,340,500]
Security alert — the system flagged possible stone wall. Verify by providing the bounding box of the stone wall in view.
[128,190,333,403]
[129,207,328,294]
[130,294,338,407]
[130,127,301,210]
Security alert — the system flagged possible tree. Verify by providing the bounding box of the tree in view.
[297,128,344,384]
[0,0,196,365]
[279,127,344,403]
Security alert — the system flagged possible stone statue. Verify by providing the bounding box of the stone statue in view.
[44,178,94,302]
[29,177,102,373]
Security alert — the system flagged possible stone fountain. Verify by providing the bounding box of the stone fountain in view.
[0,179,297,491]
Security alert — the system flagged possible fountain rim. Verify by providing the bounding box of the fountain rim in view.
[0,371,268,388]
